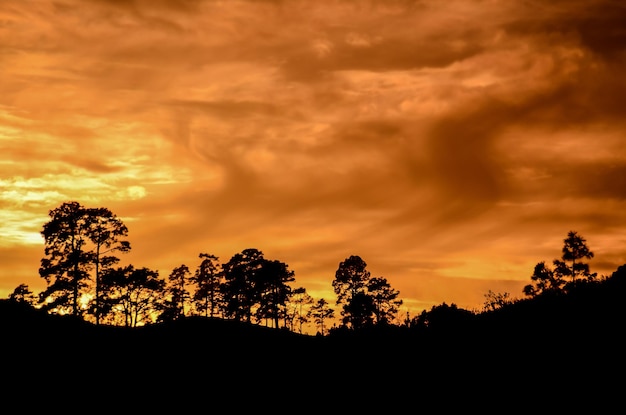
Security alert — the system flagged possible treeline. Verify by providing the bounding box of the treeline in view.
[7,201,611,337]
[9,201,403,335]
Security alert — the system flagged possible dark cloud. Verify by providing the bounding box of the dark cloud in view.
[542,161,626,202]
[426,109,505,205]
[503,0,626,60]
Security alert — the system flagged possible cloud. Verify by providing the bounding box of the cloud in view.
[503,0,626,60]
[2,0,626,314]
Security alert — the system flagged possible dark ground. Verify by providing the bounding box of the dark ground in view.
[2,271,625,411]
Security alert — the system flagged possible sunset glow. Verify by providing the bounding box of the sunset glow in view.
[2,0,626,318]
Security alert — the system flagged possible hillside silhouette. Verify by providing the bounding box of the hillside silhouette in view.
[4,266,624,412]
[5,263,625,353]
[5,206,624,409]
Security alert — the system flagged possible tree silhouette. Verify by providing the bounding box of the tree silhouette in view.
[308,298,334,336]
[332,255,372,329]
[39,201,131,318]
[524,231,596,298]
[166,264,192,320]
[39,201,95,316]
[15,198,626,351]
[221,248,264,323]
[343,291,376,328]
[9,284,37,305]
[482,290,514,311]
[367,276,403,324]
[254,258,295,329]
[554,231,596,283]
[286,287,313,333]
[523,261,565,297]
[86,207,131,325]
[190,253,223,318]
[100,265,164,327]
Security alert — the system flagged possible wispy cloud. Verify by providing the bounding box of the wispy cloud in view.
[2,0,626,314]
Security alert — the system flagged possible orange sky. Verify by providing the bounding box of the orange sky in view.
[2,0,626,318]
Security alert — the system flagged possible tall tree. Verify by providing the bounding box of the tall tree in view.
[553,231,596,282]
[255,258,295,329]
[367,276,403,325]
[190,253,223,318]
[39,201,94,316]
[86,207,131,325]
[167,264,192,319]
[220,248,264,323]
[523,231,596,298]
[332,255,372,329]
[39,201,131,318]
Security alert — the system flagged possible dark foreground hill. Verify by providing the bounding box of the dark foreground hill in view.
[2,268,625,410]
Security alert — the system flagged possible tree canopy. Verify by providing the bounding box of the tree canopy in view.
[28,202,619,340]
[39,201,130,319]
[524,230,597,298]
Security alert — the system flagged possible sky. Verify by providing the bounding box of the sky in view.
[2,0,626,319]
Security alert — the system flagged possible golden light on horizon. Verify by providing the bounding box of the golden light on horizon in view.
[2,0,626,319]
